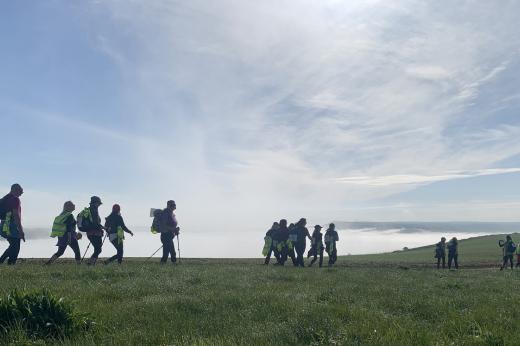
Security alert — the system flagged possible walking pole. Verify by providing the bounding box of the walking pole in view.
[177,234,181,263]
[81,242,91,262]
[146,245,163,261]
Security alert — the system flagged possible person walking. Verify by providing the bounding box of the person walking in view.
[159,200,180,264]
[285,223,298,266]
[104,204,134,265]
[324,223,339,267]
[46,201,82,265]
[447,237,458,270]
[0,184,25,265]
[294,218,312,267]
[263,222,280,265]
[273,219,289,266]
[307,225,324,267]
[435,237,446,269]
[500,235,516,270]
[277,219,291,266]
[78,196,105,266]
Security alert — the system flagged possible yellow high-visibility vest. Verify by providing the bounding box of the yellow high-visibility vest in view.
[117,226,125,244]
[262,236,273,256]
[1,212,12,236]
[51,212,72,238]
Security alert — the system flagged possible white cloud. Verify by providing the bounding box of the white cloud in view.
[336,168,520,187]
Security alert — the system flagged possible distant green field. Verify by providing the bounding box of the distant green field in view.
[2,234,520,345]
[346,233,520,268]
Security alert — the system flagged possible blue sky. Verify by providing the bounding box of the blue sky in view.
[2,0,520,231]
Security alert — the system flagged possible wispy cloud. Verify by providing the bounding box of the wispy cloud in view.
[336,168,520,187]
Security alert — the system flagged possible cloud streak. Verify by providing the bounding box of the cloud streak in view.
[336,168,520,187]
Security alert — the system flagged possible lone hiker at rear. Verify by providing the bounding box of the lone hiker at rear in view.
[158,200,180,264]
[324,223,339,267]
[104,204,134,265]
[500,235,516,271]
[0,184,25,265]
[78,196,105,266]
[46,201,82,265]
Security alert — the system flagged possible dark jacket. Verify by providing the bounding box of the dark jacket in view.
[105,213,130,234]
[447,240,458,255]
[311,230,323,247]
[435,242,446,258]
[86,206,103,237]
[278,226,289,242]
[295,225,310,247]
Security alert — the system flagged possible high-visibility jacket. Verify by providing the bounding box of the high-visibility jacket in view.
[117,226,125,244]
[51,212,72,238]
[262,236,273,256]
[1,212,20,238]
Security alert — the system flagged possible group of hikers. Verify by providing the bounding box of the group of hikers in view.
[434,237,459,270]
[4,183,520,269]
[0,184,180,265]
[434,235,520,270]
[262,218,340,267]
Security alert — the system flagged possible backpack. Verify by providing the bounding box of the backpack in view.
[150,209,163,234]
[76,208,92,232]
[508,242,517,254]
[0,196,7,220]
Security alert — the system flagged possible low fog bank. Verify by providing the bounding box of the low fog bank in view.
[1,222,511,258]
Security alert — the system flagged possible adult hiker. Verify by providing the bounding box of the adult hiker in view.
[324,223,339,267]
[104,204,134,265]
[276,219,291,265]
[500,235,516,270]
[293,218,312,267]
[46,201,82,265]
[158,200,180,264]
[273,219,289,266]
[447,237,458,270]
[263,222,280,265]
[307,225,324,267]
[434,237,446,269]
[0,184,25,265]
[284,222,298,266]
[78,196,105,266]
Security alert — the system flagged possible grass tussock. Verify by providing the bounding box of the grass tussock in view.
[0,290,93,342]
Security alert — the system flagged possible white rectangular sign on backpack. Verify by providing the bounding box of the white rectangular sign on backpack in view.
[150,208,160,218]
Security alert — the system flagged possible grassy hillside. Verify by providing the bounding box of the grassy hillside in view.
[345,233,520,268]
[2,261,520,345]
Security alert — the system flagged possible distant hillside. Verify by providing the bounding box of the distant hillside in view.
[345,233,520,268]
[333,221,520,234]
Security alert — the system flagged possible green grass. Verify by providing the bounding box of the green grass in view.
[1,233,519,345]
[346,232,520,267]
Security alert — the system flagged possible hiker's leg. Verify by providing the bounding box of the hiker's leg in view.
[117,243,124,264]
[7,238,21,265]
[70,240,81,262]
[160,233,170,263]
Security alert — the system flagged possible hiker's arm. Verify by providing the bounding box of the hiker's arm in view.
[12,208,23,235]
[120,218,133,235]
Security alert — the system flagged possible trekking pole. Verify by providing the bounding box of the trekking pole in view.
[177,234,181,263]
[147,245,163,261]
[81,242,91,262]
